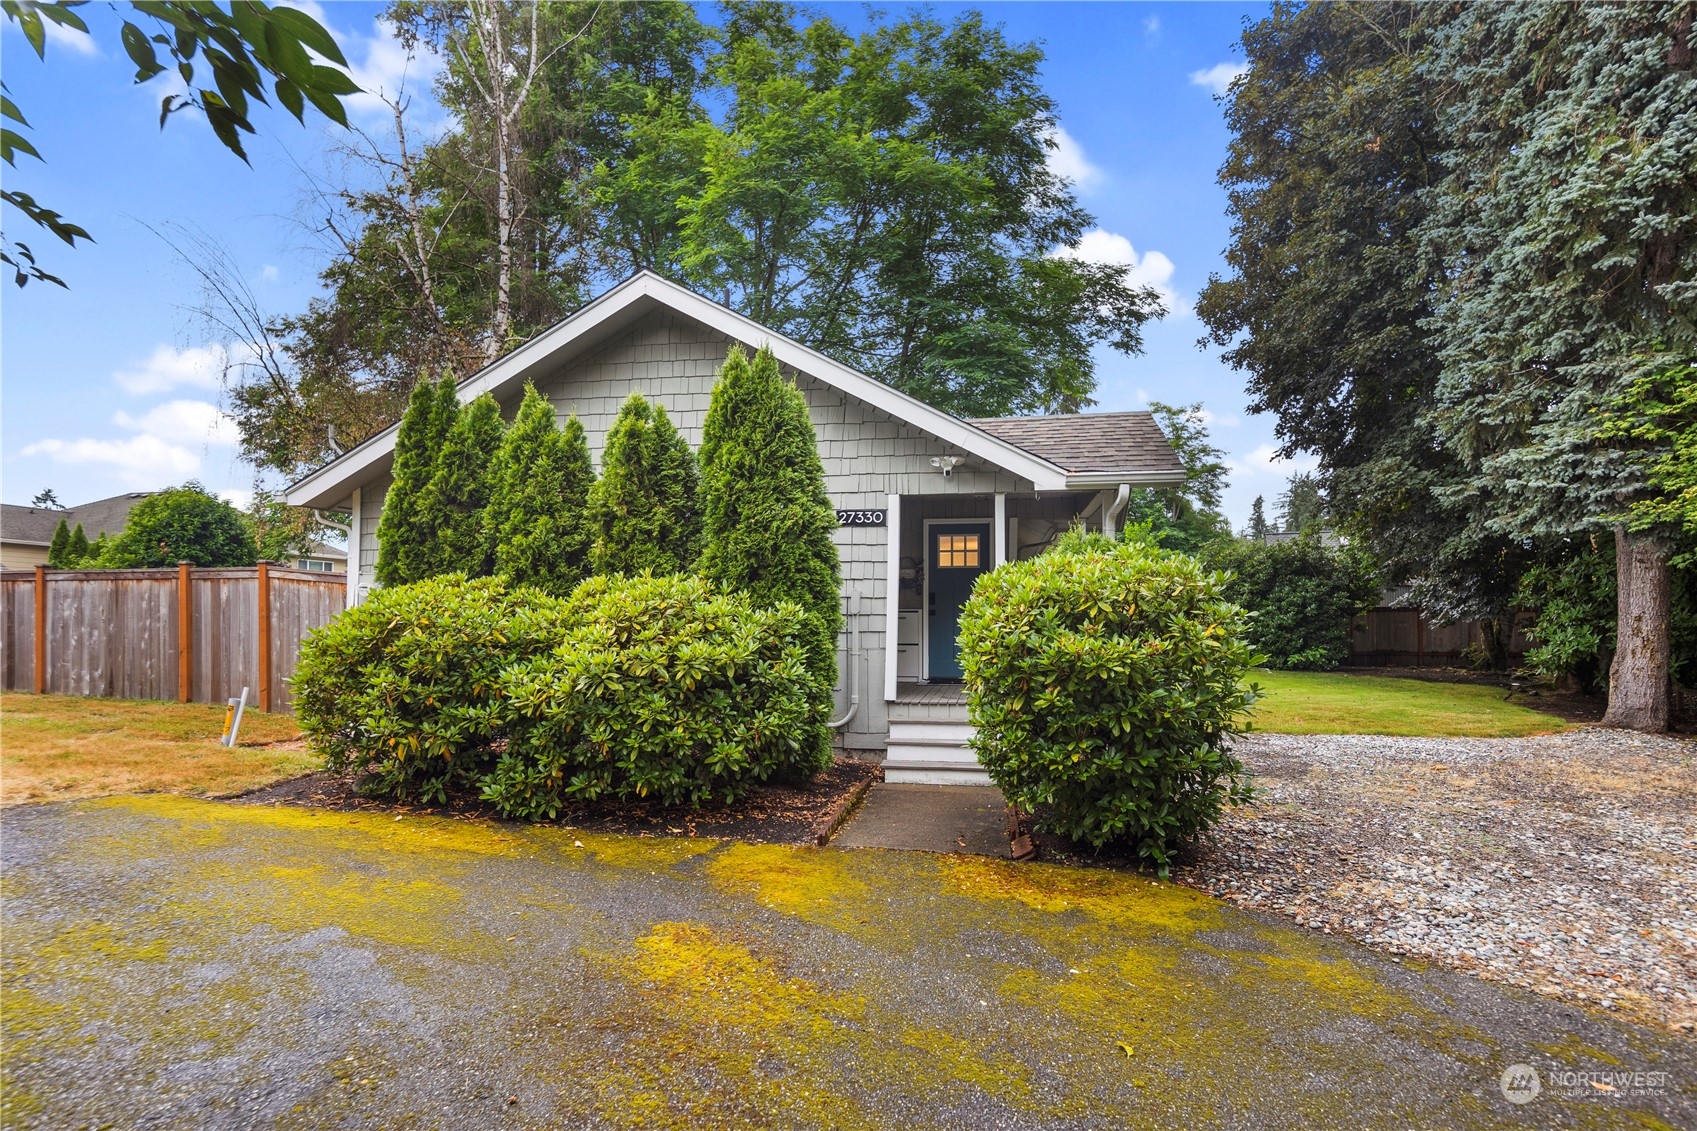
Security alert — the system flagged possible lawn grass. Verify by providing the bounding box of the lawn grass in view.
[0,693,317,806]
[1247,670,1566,737]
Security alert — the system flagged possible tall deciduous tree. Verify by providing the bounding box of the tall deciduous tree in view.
[1422,1,1696,730]
[589,393,700,577]
[698,345,839,763]
[417,392,505,578]
[375,373,458,586]
[484,385,594,594]
[101,483,257,568]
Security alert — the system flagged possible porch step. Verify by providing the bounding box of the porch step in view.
[883,715,989,785]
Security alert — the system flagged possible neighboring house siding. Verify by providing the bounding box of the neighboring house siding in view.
[1,542,51,569]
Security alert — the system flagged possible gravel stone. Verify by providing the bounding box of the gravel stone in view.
[1175,727,1697,1034]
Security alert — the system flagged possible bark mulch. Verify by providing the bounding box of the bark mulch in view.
[230,756,882,846]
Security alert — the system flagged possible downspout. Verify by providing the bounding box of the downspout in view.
[1103,482,1131,540]
[828,594,860,730]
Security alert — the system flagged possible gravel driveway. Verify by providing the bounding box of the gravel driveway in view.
[4,795,1693,1129]
[1179,728,1697,1034]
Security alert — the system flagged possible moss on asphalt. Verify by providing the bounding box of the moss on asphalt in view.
[4,795,1691,1130]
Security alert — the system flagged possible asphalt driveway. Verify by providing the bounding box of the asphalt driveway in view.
[3,796,1691,1130]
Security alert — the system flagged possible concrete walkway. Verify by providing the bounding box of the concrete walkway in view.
[5,796,1694,1130]
[833,783,1008,856]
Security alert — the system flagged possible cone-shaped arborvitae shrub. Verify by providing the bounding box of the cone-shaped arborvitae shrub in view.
[484,385,595,595]
[590,392,701,577]
[699,345,840,769]
[418,392,505,578]
[46,519,70,567]
[376,374,459,586]
[67,523,89,566]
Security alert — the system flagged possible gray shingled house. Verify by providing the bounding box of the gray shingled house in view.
[286,272,1185,782]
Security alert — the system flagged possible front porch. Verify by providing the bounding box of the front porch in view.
[884,682,982,785]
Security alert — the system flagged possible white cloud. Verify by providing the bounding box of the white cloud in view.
[20,435,201,484]
[113,400,238,448]
[1230,443,1319,478]
[1143,15,1161,36]
[1043,125,1104,193]
[218,487,255,512]
[112,344,228,395]
[1189,62,1247,97]
[261,264,279,282]
[1053,227,1180,311]
[43,16,98,56]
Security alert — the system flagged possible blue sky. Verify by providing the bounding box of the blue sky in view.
[1,1,1307,527]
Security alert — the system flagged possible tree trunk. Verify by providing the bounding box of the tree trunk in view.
[1601,527,1672,731]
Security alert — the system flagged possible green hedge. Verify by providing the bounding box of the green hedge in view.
[1198,534,1379,670]
[292,574,570,803]
[484,573,830,818]
[958,531,1259,872]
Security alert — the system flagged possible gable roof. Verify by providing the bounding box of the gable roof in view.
[970,413,1185,484]
[1,492,155,547]
[287,271,1183,508]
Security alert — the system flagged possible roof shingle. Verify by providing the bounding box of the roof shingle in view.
[968,412,1182,476]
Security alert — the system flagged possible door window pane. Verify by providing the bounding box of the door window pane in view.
[937,533,980,568]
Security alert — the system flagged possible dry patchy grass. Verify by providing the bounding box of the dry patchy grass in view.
[1249,670,1565,737]
[0,694,316,806]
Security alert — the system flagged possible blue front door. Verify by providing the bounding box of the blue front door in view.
[928,522,991,680]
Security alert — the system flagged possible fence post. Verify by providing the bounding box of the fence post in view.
[33,564,46,694]
[256,561,272,712]
[1415,609,1424,669]
[178,562,193,702]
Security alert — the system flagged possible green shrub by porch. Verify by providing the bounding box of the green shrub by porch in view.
[485,573,829,818]
[958,530,1259,872]
[589,392,701,577]
[292,574,570,804]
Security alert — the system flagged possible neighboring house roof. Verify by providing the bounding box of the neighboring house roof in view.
[0,492,155,547]
[299,540,347,561]
[970,412,1186,482]
[287,271,1186,509]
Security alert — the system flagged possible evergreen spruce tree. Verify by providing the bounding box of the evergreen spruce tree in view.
[590,393,701,577]
[699,345,841,760]
[47,519,70,567]
[376,374,458,586]
[417,393,505,578]
[1246,496,1269,542]
[484,385,595,595]
[67,524,90,566]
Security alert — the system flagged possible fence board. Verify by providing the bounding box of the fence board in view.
[0,565,342,713]
[1348,607,1533,667]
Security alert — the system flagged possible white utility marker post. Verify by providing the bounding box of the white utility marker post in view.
[221,687,249,747]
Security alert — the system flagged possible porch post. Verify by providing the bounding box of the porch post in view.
[346,486,362,607]
[993,493,1007,568]
[884,492,900,702]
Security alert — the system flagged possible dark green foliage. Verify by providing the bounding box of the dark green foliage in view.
[416,392,505,578]
[376,374,458,587]
[699,345,841,744]
[291,574,571,805]
[1115,402,1232,554]
[1516,545,1618,694]
[1277,474,1326,533]
[1245,497,1269,541]
[65,523,89,566]
[484,574,830,819]
[589,393,701,577]
[1200,535,1380,671]
[958,531,1259,873]
[46,519,69,567]
[484,385,595,596]
[100,482,258,568]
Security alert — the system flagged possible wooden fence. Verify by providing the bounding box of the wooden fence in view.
[0,564,344,713]
[1347,607,1533,668]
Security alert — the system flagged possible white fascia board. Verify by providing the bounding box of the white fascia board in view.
[1064,470,1189,489]
[289,270,1098,506]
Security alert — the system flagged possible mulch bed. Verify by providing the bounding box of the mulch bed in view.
[231,756,883,846]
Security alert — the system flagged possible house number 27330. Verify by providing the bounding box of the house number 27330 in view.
[835,509,887,526]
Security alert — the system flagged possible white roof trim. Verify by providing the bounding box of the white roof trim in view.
[288,271,1101,506]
